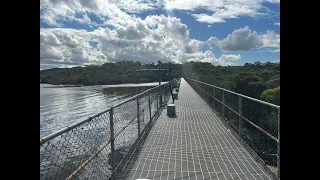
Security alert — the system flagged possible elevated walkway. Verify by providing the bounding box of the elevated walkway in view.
[125,78,273,180]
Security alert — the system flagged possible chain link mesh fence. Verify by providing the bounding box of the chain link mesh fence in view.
[185,78,280,179]
[40,80,175,180]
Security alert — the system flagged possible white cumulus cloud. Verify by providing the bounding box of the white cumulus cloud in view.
[268,49,280,53]
[164,0,278,24]
[40,1,278,69]
[219,54,241,61]
[41,14,236,69]
[260,30,280,48]
[265,0,280,3]
[40,0,280,26]
[219,26,264,51]
[274,22,280,26]
[214,26,280,52]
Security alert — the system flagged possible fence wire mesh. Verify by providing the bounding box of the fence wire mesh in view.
[185,78,280,178]
[40,112,112,180]
[40,80,175,180]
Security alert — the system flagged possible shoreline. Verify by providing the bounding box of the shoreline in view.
[40,81,168,88]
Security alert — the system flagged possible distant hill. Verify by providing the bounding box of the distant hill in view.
[40,61,182,86]
[40,61,280,105]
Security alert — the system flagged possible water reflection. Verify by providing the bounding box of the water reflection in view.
[40,83,156,138]
[102,86,152,99]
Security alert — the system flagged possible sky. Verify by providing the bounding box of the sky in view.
[40,0,280,70]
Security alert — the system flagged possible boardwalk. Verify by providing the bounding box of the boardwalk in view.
[125,78,273,180]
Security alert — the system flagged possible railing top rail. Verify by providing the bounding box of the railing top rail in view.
[185,77,280,109]
[40,108,111,145]
[112,81,171,108]
[40,80,172,145]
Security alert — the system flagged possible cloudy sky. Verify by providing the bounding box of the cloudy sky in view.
[40,0,280,70]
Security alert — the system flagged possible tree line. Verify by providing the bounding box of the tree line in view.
[181,61,280,105]
[40,61,279,105]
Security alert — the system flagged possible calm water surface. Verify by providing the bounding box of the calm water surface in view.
[40,83,159,138]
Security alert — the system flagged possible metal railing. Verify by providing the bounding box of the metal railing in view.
[40,81,173,180]
[185,78,280,179]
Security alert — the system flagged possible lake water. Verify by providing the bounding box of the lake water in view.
[40,82,160,138]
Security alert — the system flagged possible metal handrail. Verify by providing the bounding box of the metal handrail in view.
[185,77,280,179]
[193,82,278,142]
[112,82,170,108]
[186,78,280,109]
[40,81,171,145]
[40,108,111,145]
[40,79,176,180]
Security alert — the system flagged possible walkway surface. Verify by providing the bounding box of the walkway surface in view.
[125,78,273,180]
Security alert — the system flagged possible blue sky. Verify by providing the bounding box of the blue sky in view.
[40,0,280,70]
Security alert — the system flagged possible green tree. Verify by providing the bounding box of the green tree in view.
[260,86,280,105]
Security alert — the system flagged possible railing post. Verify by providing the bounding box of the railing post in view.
[204,84,208,101]
[222,90,225,119]
[156,88,159,110]
[277,107,280,179]
[197,82,200,95]
[204,84,207,101]
[137,96,141,137]
[148,91,152,121]
[198,82,200,96]
[207,86,210,101]
[239,96,242,136]
[109,107,115,180]
[212,86,215,110]
[159,85,163,107]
